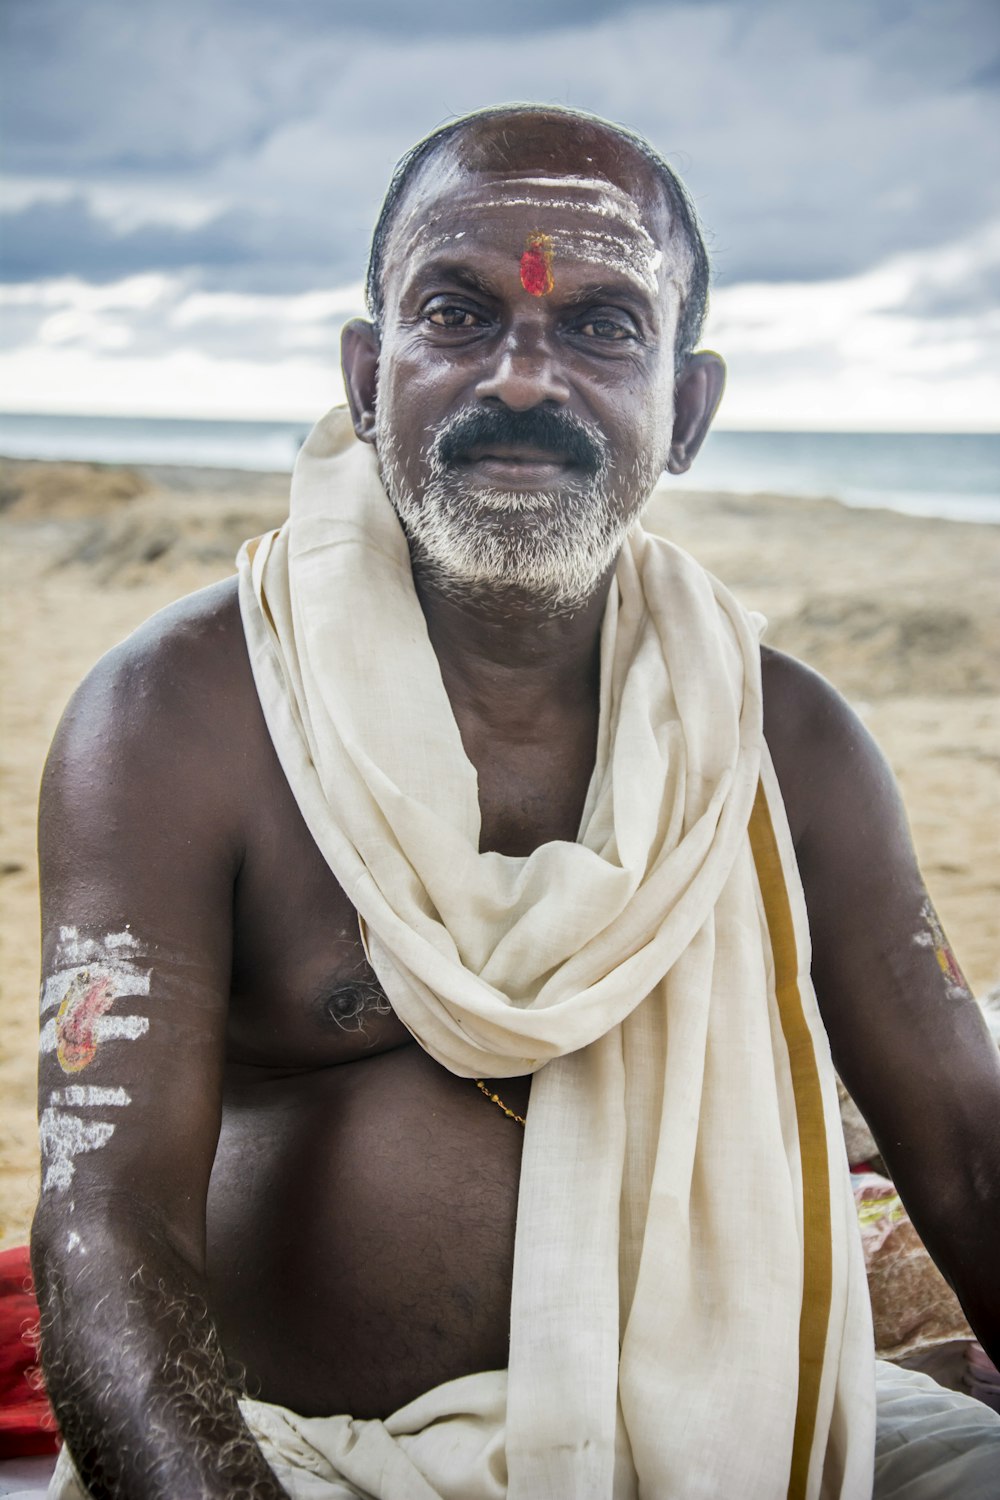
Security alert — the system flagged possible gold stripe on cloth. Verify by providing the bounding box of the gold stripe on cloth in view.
[749,779,834,1500]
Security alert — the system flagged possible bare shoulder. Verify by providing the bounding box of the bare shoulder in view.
[44,576,260,825]
[760,643,898,854]
[52,574,250,742]
[759,642,923,1011]
[38,573,273,941]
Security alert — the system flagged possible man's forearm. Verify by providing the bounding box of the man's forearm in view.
[938,1221,1000,1371]
[903,1173,1000,1371]
[32,1207,287,1500]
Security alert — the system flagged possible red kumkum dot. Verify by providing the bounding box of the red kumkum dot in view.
[520,234,554,296]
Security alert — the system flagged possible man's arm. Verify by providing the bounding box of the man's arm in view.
[31,582,288,1500]
[764,647,1000,1365]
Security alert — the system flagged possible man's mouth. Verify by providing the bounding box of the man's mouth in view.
[458,443,575,485]
[463,444,572,465]
[434,406,606,482]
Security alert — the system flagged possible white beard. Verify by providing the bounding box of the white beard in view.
[375,407,659,612]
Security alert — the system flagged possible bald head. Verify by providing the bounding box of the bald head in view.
[365,105,709,372]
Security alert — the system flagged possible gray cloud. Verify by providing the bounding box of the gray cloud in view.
[2,0,998,299]
[2,0,647,174]
[0,196,364,290]
[893,262,1000,319]
[0,277,359,364]
[0,304,48,353]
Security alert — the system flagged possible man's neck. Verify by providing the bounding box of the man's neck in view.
[413,565,611,738]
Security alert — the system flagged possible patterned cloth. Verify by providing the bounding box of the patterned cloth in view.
[0,1249,58,1460]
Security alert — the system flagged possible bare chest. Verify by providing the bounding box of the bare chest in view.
[215,730,536,1414]
[462,708,598,857]
[228,700,596,1062]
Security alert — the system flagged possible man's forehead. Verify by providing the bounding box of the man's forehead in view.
[448,110,664,204]
[388,114,674,259]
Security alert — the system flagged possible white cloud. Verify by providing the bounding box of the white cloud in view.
[0,274,173,311]
[0,274,366,375]
[170,284,365,329]
[706,225,1000,430]
[0,343,344,421]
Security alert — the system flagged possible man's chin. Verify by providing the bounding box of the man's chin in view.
[405,507,627,609]
[468,489,557,515]
[381,463,646,609]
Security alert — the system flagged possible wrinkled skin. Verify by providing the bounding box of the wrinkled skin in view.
[31,110,1000,1500]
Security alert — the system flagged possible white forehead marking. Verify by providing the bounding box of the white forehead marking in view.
[488,196,651,230]
[393,170,684,303]
[416,221,667,297]
[435,192,654,240]
[483,175,653,231]
[399,171,656,245]
[491,174,642,205]
[551,227,660,293]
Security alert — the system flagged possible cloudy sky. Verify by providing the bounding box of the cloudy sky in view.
[2,0,998,429]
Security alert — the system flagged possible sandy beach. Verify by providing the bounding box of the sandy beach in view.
[1,456,998,1250]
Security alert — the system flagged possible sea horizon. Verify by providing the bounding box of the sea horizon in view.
[2,411,998,525]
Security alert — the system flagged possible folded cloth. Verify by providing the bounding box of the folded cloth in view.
[48,1364,1000,1500]
[0,1248,59,1460]
[47,1373,507,1500]
[873,1360,1000,1498]
[965,1341,1000,1413]
[233,406,876,1497]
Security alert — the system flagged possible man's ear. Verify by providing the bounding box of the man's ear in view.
[666,351,726,474]
[341,318,380,444]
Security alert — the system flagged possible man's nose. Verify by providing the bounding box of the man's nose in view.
[473,324,571,410]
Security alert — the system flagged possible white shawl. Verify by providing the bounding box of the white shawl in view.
[234,406,875,1499]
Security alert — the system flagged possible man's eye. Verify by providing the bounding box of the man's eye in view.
[426,305,484,329]
[578,317,634,341]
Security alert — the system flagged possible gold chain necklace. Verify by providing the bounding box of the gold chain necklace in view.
[474,1078,526,1127]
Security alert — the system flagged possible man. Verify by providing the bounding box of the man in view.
[32,105,1000,1499]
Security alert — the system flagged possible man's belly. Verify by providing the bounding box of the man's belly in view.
[205,1041,529,1419]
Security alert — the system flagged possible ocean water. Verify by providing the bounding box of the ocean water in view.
[1,413,998,525]
[687,429,1000,525]
[0,413,309,476]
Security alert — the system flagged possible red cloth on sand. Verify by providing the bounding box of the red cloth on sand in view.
[0,1245,59,1457]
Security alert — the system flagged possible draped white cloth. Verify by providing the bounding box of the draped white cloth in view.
[231,405,875,1498]
[45,1364,1000,1500]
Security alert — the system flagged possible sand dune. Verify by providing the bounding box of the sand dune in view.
[1,457,998,1247]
